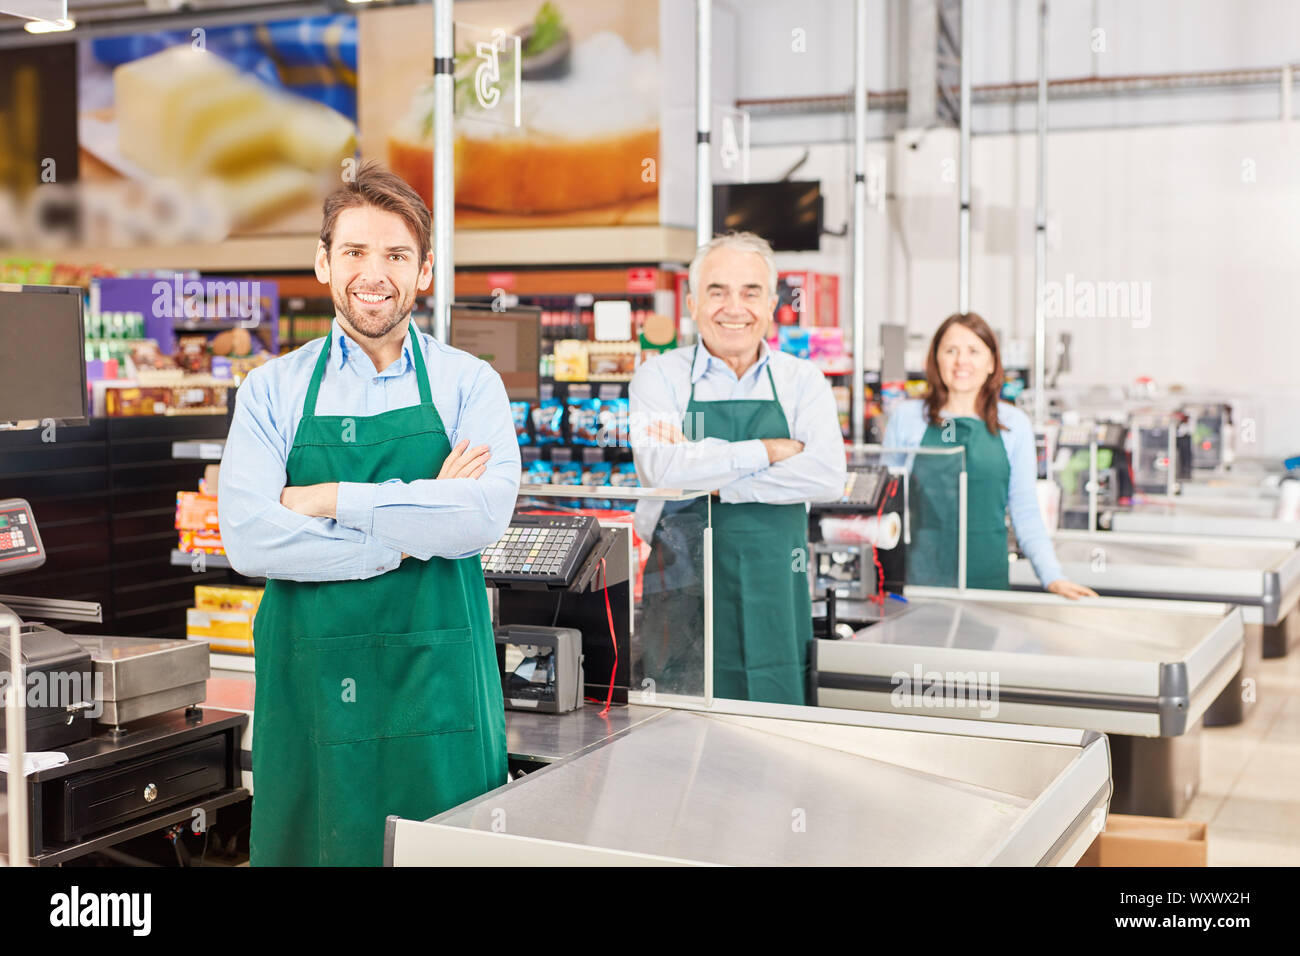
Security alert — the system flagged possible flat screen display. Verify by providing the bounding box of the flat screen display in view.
[0,285,88,425]
[449,304,540,402]
[713,180,823,252]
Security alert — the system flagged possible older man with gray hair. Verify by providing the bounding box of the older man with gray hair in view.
[630,231,847,705]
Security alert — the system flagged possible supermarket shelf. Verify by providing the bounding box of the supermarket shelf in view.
[172,439,226,460]
[172,549,231,569]
[14,226,698,271]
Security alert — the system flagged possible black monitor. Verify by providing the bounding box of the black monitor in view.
[0,285,88,426]
[712,180,823,252]
[449,303,541,402]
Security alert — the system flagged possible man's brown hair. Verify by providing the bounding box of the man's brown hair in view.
[320,161,432,264]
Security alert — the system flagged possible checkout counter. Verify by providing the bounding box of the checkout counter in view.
[209,486,1118,867]
[386,702,1111,867]
[1010,530,1300,659]
[815,589,1242,817]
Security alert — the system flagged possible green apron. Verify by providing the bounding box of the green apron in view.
[907,415,1011,590]
[641,347,811,705]
[250,326,507,866]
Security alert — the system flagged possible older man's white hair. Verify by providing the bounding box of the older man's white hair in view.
[688,232,779,299]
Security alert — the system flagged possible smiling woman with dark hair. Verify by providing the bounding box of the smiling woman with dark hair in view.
[884,313,1096,599]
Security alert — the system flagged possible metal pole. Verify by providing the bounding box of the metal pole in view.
[432,0,455,342]
[851,0,868,445]
[958,0,971,314]
[4,612,28,866]
[1167,422,1177,496]
[1088,440,1099,531]
[707,496,717,707]
[958,463,968,590]
[696,0,713,249]
[1033,0,1049,426]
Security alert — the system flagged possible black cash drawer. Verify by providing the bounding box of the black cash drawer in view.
[50,736,227,842]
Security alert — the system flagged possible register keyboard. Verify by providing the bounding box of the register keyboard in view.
[482,514,601,589]
[817,466,891,512]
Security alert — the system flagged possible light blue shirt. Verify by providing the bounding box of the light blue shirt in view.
[882,398,1062,586]
[629,340,848,539]
[218,318,521,582]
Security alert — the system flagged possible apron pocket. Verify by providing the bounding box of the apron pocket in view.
[297,628,478,745]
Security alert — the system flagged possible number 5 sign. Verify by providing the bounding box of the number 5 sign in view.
[459,22,522,128]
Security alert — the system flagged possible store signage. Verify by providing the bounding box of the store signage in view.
[626,268,657,293]
[487,272,516,291]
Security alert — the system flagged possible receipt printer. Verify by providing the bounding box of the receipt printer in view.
[494,625,584,714]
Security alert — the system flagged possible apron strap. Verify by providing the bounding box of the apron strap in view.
[688,342,699,404]
[408,323,434,406]
[301,322,433,421]
[763,358,780,405]
[300,329,334,421]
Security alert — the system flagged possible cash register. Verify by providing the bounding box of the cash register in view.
[0,498,98,751]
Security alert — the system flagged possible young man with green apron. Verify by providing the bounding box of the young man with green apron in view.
[630,233,848,705]
[218,164,519,865]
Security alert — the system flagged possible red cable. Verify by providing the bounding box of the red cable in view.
[596,557,618,716]
[869,477,900,607]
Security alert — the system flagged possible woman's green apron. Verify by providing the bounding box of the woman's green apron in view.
[251,327,507,866]
[640,346,811,705]
[907,415,1011,590]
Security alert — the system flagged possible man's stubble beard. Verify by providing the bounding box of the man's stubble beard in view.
[332,284,417,339]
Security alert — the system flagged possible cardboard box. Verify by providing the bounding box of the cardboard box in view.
[177,529,225,554]
[187,607,255,655]
[1076,814,1208,867]
[176,491,220,530]
[194,584,263,614]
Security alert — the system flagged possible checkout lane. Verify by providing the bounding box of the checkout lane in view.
[1009,530,1300,659]
[386,702,1112,867]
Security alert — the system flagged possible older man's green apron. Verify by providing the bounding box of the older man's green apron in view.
[250,326,507,866]
[907,415,1011,589]
[640,346,811,705]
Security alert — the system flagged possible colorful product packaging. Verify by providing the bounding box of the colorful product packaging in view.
[187,607,255,655]
[178,529,225,554]
[532,399,564,444]
[568,397,601,446]
[176,491,221,530]
[194,584,264,613]
[510,400,531,444]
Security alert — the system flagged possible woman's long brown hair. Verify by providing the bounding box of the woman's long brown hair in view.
[923,312,1006,435]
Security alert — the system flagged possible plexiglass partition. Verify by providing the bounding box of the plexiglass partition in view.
[843,443,970,591]
[513,485,714,707]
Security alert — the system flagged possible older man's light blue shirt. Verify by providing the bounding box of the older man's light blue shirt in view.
[218,319,521,582]
[629,340,847,539]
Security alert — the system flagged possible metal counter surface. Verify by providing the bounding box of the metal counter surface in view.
[506,705,665,764]
[1109,499,1300,541]
[204,668,664,771]
[387,704,1111,866]
[1009,531,1300,625]
[818,588,1242,736]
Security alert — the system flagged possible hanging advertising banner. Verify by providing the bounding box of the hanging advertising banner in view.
[363,0,665,229]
